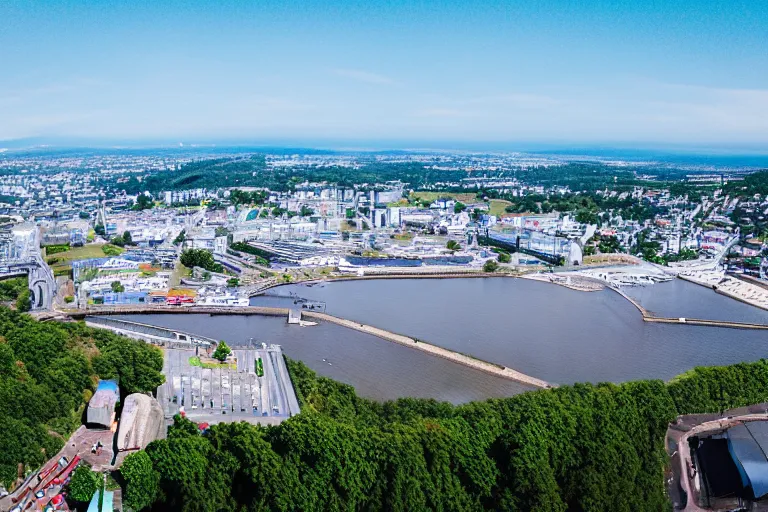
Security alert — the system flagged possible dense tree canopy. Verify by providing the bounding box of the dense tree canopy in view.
[68,464,100,502]
[180,249,224,273]
[121,451,160,511]
[124,354,768,511]
[0,308,164,486]
[127,358,696,511]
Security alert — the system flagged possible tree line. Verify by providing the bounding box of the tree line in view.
[117,353,768,511]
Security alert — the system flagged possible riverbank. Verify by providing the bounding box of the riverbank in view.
[678,272,768,312]
[245,269,516,297]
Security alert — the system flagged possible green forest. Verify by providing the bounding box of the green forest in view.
[118,356,768,511]
[6,308,768,510]
[0,308,164,486]
[117,157,673,196]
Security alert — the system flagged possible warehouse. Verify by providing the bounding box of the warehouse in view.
[696,420,768,503]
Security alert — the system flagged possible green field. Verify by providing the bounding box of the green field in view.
[46,244,125,274]
[489,199,512,217]
[409,191,478,204]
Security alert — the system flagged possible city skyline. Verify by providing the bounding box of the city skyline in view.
[2,0,767,146]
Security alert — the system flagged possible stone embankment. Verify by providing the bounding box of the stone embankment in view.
[302,311,553,389]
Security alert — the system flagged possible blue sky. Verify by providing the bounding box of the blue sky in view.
[1,0,767,148]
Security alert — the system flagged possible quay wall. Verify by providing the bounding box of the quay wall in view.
[66,305,291,319]
[677,273,716,290]
[713,287,768,313]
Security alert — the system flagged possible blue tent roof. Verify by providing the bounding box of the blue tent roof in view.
[95,380,119,395]
[727,422,768,499]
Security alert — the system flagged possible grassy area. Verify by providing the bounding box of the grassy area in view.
[188,356,236,370]
[46,243,122,262]
[170,262,192,287]
[409,191,478,204]
[489,199,512,217]
[46,243,125,273]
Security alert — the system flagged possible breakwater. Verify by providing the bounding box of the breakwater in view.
[72,304,552,389]
[301,311,553,389]
[610,286,768,330]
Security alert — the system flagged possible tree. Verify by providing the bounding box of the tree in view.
[483,260,499,272]
[598,235,621,254]
[15,289,31,312]
[446,240,461,252]
[79,211,90,219]
[91,336,165,394]
[575,209,598,225]
[121,451,159,511]
[173,229,186,246]
[102,244,123,257]
[94,224,105,236]
[122,231,134,246]
[212,341,231,362]
[454,202,466,214]
[300,205,315,217]
[180,249,223,273]
[68,465,100,502]
[111,281,125,293]
[227,278,239,287]
[133,194,153,211]
[497,252,511,263]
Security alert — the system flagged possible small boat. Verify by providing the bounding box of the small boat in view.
[196,294,250,307]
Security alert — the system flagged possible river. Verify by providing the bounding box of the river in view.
[119,277,768,404]
[249,277,768,384]
[117,312,536,404]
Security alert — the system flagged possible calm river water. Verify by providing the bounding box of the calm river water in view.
[250,277,768,384]
[121,277,768,404]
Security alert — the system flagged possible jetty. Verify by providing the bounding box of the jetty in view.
[610,286,768,330]
[301,311,553,389]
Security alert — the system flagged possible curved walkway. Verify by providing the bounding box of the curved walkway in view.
[302,311,553,389]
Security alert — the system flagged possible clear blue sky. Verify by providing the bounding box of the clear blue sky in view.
[1,0,767,148]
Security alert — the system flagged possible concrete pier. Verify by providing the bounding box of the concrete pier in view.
[301,311,553,389]
[610,286,768,330]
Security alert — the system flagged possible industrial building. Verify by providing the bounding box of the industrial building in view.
[694,420,768,506]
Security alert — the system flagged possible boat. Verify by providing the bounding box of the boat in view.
[195,294,250,307]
